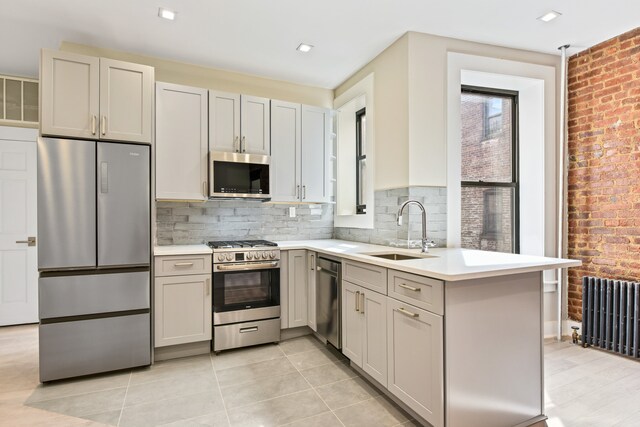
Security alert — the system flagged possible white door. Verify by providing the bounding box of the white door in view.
[209,91,241,153]
[241,95,270,155]
[307,252,317,331]
[341,281,363,367]
[362,289,387,386]
[270,100,301,202]
[301,105,330,203]
[0,127,38,325]
[287,249,307,328]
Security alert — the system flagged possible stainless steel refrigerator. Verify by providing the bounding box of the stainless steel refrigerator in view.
[37,138,151,382]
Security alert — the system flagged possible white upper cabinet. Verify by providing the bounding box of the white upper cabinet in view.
[40,49,153,144]
[156,82,208,201]
[301,105,330,203]
[271,100,301,202]
[209,91,240,153]
[241,95,270,155]
[270,101,331,203]
[209,92,269,155]
[40,49,100,139]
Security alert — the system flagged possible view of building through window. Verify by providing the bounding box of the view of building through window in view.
[460,87,518,253]
[355,108,367,214]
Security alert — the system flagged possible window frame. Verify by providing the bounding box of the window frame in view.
[355,107,367,214]
[461,85,520,253]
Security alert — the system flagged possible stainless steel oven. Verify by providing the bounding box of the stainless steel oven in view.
[209,151,270,199]
[208,240,280,352]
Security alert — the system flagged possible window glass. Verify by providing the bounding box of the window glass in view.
[461,186,514,252]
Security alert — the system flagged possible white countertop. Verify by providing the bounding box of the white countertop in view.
[276,239,580,282]
[154,244,212,256]
[153,239,580,282]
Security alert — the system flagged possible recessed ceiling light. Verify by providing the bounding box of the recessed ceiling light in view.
[158,7,176,20]
[296,43,313,53]
[537,10,561,22]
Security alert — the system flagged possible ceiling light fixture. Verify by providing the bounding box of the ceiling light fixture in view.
[537,10,561,22]
[296,43,313,53]
[158,7,176,21]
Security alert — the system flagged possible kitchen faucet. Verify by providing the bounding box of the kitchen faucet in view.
[396,200,436,253]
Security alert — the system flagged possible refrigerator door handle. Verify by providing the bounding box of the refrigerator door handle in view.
[100,162,109,193]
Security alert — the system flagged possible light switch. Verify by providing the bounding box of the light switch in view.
[289,207,296,218]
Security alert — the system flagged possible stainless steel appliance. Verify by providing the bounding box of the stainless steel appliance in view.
[37,138,151,382]
[315,256,342,349]
[208,240,280,352]
[209,151,270,199]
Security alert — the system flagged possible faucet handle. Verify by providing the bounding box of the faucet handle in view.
[425,240,436,247]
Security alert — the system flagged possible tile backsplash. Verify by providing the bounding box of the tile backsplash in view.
[156,201,334,245]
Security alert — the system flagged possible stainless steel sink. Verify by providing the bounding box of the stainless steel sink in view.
[363,252,435,261]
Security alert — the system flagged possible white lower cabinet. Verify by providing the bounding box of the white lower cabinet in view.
[287,249,308,328]
[154,274,212,347]
[307,252,317,332]
[387,297,444,427]
[342,280,387,386]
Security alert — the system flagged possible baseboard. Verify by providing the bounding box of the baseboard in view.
[154,340,211,361]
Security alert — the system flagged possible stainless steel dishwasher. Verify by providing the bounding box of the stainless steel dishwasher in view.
[316,256,342,349]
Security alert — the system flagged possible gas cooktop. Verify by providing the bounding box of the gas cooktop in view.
[207,240,278,249]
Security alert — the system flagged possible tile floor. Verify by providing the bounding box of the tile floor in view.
[1,325,639,427]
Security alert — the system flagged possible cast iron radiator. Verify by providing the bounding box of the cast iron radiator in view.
[581,277,639,358]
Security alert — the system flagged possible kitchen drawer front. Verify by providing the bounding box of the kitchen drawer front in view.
[343,260,387,294]
[39,272,149,319]
[39,314,150,382]
[155,255,211,277]
[214,317,280,352]
[388,270,443,315]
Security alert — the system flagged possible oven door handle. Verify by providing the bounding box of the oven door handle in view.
[215,261,279,272]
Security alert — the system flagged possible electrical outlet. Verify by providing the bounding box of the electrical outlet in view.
[289,207,296,218]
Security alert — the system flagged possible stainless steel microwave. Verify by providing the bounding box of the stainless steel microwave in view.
[209,151,271,200]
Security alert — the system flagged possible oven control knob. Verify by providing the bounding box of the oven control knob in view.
[217,254,225,262]
[247,252,254,260]
[269,251,276,259]
[226,253,233,261]
[262,251,268,259]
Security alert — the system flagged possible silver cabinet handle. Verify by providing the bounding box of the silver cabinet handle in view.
[100,162,108,193]
[360,292,365,315]
[302,185,306,199]
[174,262,194,267]
[396,307,419,318]
[16,237,36,247]
[355,291,360,312]
[101,115,106,136]
[234,136,239,152]
[241,136,246,153]
[296,185,300,198]
[399,283,421,292]
[240,326,258,333]
[206,278,211,296]
[91,115,97,135]
[310,254,315,271]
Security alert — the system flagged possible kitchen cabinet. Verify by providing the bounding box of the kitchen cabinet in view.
[342,280,387,386]
[287,249,308,328]
[154,255,212,348]
[155,82,208,201]
[307,252,317,331]
[209,91,270,155]
[271,100,331,203]
[40,49,153,143]
[387,297,443,427]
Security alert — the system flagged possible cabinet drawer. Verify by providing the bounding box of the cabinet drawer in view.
[388,270,443,315]
[343,260,387,294]
[155,255,211,277]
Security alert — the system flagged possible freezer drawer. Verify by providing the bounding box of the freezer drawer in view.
[97,142,150,267]
[39,272,149,319]
[39,313,150,382]
[37,138,96,270]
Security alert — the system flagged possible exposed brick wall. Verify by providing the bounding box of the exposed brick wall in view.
[567,27,640,321]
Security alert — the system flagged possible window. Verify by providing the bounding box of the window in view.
[355,108,367,214]
[460,86,518,253]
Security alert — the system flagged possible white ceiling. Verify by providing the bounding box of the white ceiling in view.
[1,0,638,88]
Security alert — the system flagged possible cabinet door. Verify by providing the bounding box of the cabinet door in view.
[156,82,208,201]
[99,58,153,143]
[154,274,212,347]
[40,49,99,139]
[362,290,387,386]
[209,91,240,153]
[387,298,444,427]
[301,105,330,203]
[241,95,270,155]
[287,250,308,328]
[307,252,317,331]
[270,100,301,202]
[342,281,363,367]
